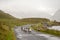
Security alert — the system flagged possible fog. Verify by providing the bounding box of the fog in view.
[0,0,60,18]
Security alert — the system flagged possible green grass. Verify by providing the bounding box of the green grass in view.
[36,29,60,37]
[31,24,60,37]
[0,18,29,40]
[6,29,16,40]
[6,31,12,40]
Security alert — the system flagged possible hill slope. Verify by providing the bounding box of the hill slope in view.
[0,10,17,40]
[0,10,15,19]
[21,18,50,23]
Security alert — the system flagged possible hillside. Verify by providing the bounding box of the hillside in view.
[21,18,50,23]
[52,9,60,22]
[0,10,15,19]
[0,10,20,40]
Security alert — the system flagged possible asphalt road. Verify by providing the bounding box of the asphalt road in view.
[14,24,60,40]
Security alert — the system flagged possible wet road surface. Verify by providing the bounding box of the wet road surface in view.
[14,24,60,40]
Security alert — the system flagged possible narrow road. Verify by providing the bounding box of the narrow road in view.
[14,24,60,40]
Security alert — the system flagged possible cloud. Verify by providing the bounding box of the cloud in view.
[0,0,60,18]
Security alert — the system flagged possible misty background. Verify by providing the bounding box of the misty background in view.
[0,0,60,21]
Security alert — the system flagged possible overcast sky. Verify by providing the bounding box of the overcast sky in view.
[0,0,60,18]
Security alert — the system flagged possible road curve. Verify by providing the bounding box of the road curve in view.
[14,24,60,40]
